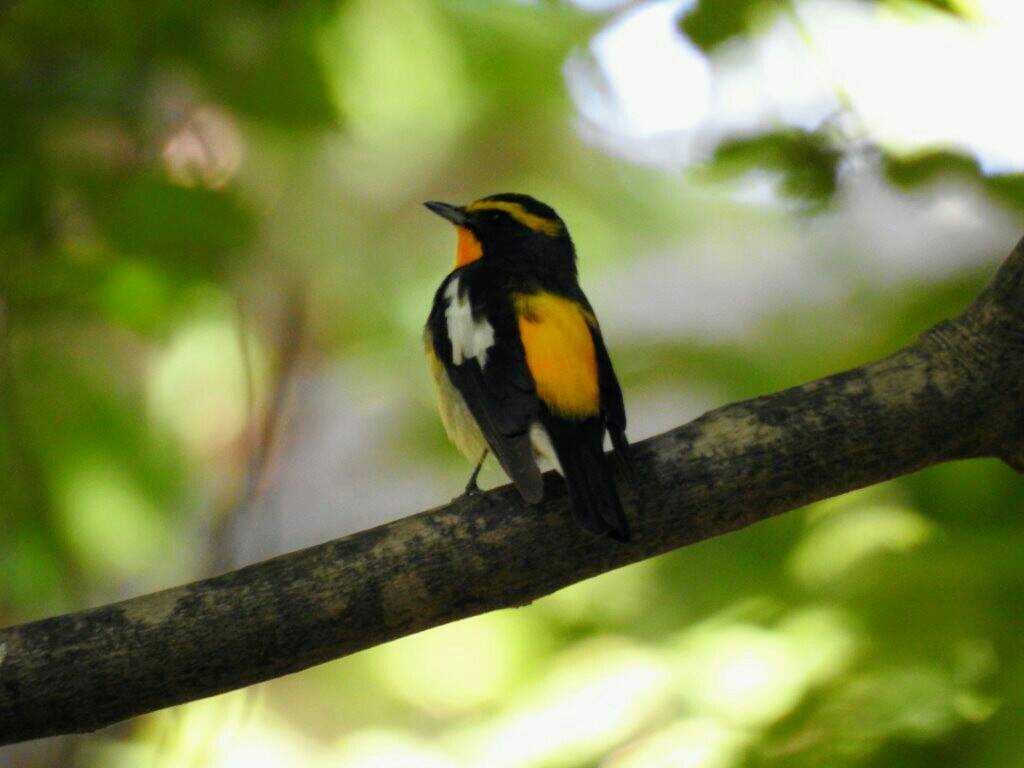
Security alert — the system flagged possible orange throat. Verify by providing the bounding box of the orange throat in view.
[455,226,483,267]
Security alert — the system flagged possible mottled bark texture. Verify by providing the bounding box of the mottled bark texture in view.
[3,238,1024,745]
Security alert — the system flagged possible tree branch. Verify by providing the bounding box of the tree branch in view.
[3,237,1024,746]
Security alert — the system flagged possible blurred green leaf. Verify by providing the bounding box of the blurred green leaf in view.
[1,2,1022,765]
[704,130,841,207]
[887,151,1024,213]
[87,177,256,272]
[681,0,969,50]
[680,0,783,50]
[198,4,340,129]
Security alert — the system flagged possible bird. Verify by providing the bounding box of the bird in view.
[423,193,632,542]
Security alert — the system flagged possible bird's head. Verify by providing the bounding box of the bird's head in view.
[424,193,574,270]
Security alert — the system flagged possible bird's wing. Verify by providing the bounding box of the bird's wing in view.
[564,288,629,451]
[428,275,544,503]
[588,315,629,455]
[514,289,631,541]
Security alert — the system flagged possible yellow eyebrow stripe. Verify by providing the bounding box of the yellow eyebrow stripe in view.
[466,200,563,236]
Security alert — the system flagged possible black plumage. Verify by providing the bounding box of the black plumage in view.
[424,193,632,541]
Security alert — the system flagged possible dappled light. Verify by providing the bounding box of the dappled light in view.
[148,306,269,459]
[447,638,675,766]
[566,0,1024,178]
[2,0,1023,765]
[606,717,750,768]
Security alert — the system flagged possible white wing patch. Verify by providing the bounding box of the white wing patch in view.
[445,277,495,367]
[530,422,563,475]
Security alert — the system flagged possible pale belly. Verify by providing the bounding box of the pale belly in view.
[426,345,488,463]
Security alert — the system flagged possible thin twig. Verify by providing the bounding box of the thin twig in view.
[208,283,308,572]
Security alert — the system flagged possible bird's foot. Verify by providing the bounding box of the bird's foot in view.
[455,449,489,503]
[454,488,483,505]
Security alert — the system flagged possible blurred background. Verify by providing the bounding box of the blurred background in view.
[3,0,1024,765]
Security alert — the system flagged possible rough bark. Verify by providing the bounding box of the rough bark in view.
[2,237,1023,746]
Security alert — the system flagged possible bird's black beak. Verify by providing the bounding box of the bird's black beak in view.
[424,201,467,226]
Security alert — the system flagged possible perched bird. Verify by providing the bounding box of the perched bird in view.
[423,193,632,541]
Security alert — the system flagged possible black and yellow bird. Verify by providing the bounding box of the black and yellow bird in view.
[423,193,632,541]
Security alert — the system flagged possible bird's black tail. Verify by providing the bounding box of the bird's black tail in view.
[557,436,631,542]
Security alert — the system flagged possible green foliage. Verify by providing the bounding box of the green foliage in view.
[681,0,967,51]
[0,0,334,620]
[89,178,256,270]
[681,0,785,50]
[705,131,841,208]
[1,1,1023,766]
[887,152,1024,216]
